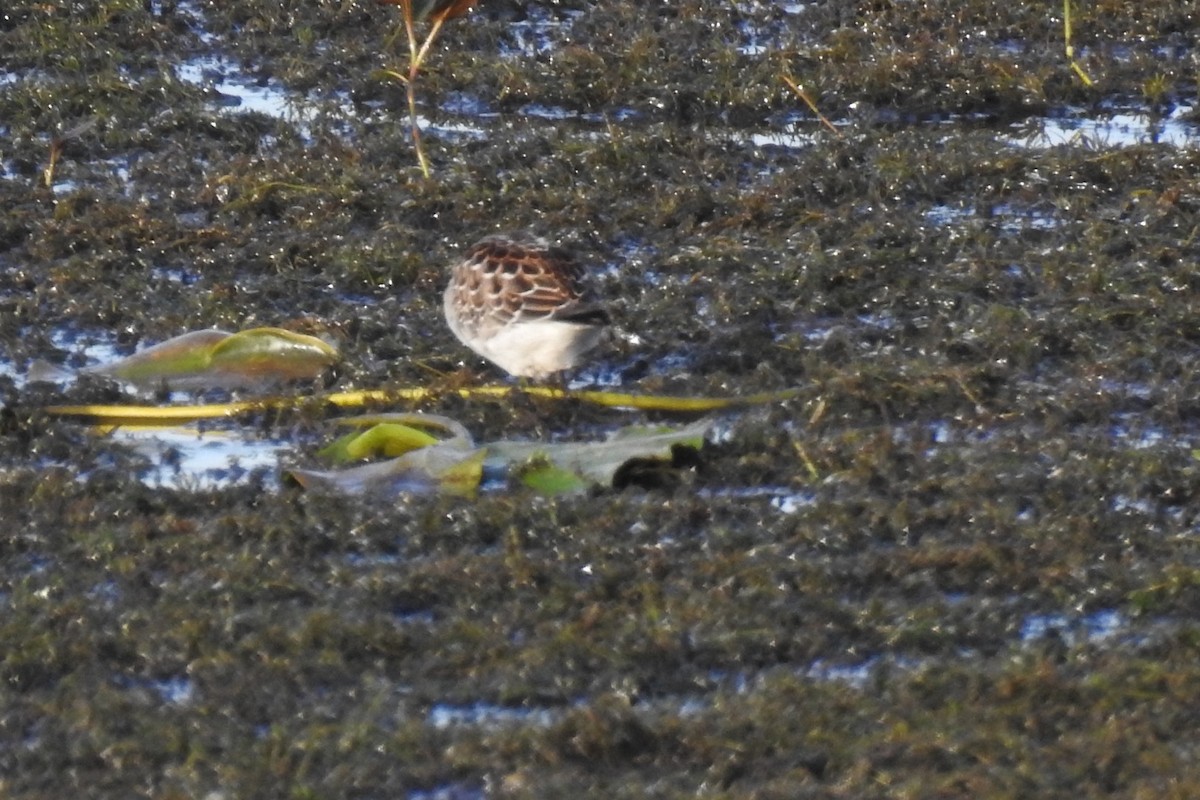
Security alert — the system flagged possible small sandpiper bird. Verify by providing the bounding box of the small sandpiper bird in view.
[443,235,610,380]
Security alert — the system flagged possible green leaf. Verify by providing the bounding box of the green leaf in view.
[319,423,442,463]
[206,328,339,384]
[516,456,589,495]
[92,329,228,384]
[88,327,338,392]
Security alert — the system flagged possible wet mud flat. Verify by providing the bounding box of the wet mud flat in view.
[3,0,1200,796]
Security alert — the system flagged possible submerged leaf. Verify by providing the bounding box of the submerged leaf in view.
[298,412,483,496]
[298,418,712,499]
[491,419,713,495]
[290,444,485,498]
[86,327,338,392]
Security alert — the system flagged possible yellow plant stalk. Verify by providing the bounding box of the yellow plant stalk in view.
[44,385,802,426]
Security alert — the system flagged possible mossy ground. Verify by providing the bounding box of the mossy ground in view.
[3,1,1200,797]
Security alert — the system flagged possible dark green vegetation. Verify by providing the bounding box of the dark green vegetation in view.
[4,0,1200,796]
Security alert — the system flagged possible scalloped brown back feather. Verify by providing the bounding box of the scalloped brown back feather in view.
[443,235,611,378]
[449,236,609,333]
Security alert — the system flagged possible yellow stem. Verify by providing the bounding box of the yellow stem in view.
[1062,0,1093,86]
[780,74,840,136]
[398,0,431,177]
[413,10,449,72]
[44,386,804,425]
[407,69,430,177]
[403,0,418,65]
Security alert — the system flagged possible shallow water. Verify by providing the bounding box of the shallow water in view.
[4,0,1200,796]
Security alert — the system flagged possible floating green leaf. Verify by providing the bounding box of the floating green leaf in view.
[320,423,441,463]
[321,413,474,462]
[85,327,338,392]
[515,456,589,495]
[90,329,228,384]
